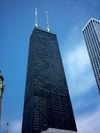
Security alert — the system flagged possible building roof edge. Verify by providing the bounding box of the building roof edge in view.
[82,17,100,32]
[34,26,56,35]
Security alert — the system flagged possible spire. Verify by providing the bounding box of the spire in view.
[46,10,50,32]
[35,7,38,27]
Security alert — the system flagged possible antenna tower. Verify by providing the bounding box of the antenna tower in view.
[46,10,50,32]
[35,8,38,27]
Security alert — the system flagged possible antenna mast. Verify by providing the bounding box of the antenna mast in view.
[35,7,38,27]
[46,10,50,32]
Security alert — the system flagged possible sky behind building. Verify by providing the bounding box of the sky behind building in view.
[0,0,100,133]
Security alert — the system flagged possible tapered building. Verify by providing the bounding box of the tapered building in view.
[82,18,100,94]
[22,26,77,133]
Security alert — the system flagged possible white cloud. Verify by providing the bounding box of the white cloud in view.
[9,120,22,133]
[1,119,22,133]
[63,43,96,95]
[65,44,90,77]
[62,30,100,133]
[77,105,100,133]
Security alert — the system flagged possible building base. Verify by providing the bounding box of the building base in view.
[40,128,77,133]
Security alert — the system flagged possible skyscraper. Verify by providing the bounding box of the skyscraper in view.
[22,27,77,133]
[82,18,100,94]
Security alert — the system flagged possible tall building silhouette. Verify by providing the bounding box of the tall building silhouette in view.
[82,18,100,94]
[22,27,77,133]
[0,71,4,126]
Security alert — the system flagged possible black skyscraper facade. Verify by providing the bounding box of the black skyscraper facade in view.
[22,27,77,133]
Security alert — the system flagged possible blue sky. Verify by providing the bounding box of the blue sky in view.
[0,0,100,133]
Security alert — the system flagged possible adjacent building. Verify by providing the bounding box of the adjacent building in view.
[22,27,77,133]
[0,71,4,126]
[82,18,100,94]
[40,128,77,133]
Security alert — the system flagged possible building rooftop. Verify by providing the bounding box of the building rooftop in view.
[34,26,56,35]
[82,17,100,32]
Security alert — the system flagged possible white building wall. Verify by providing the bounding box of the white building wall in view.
[40,128,78,133]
